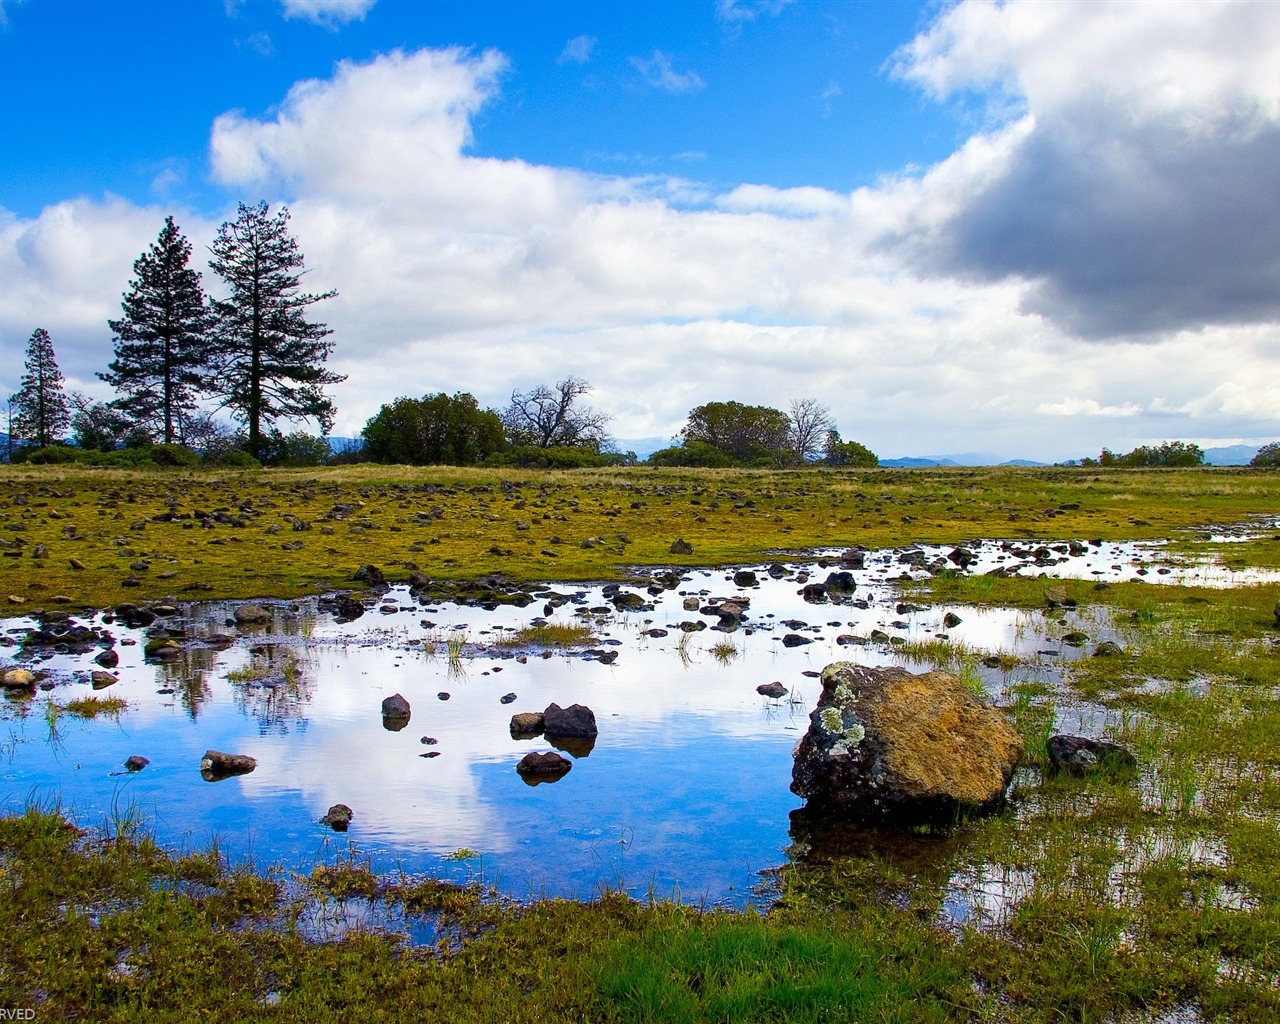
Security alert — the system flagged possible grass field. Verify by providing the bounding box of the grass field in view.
[2,464,1280,1021]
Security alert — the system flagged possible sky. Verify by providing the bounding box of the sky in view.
[2,0,1279,462]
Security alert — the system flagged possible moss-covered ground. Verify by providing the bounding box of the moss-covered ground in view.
[2,465,1280,1021]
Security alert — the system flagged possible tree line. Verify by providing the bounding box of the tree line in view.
[360,383,880,469]
[6,203,341,464]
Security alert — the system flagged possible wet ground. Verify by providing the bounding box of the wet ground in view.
[0,531,1273,912]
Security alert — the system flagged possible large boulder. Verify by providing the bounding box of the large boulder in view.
[200,749,257,780]
[791,662,1023,823]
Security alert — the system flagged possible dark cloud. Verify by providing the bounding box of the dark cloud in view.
[924,115,1280,339]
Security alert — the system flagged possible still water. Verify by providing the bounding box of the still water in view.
[0,534,1271,906]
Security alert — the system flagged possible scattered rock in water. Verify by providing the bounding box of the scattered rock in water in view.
[781,633,812,647]
[733,570,758,588]
[233,604,271,625]
[543,702,598,739]
[381,693,411,730]
[839,548,866,569]
[791,662,1023,823]
[516,751,572,784]
[320,804,354,831]
[124,755,149,772]
[757,681,788,699]
[1061,631,1089,647]
[682,596,700,611]
[669,538,694,555]
[942,612,962,629]
[420,751,441,758]
[1047,735,1137,776]
[420,736,438,745]
[2,668,35,688]
[200,749,257,781]
[437,692,451,701]
[510,712,545,737]
[1092,640,1125,657]
[91,671,117,689]
[500,692,517,705]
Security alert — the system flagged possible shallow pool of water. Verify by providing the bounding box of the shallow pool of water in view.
[0,532,1254,907]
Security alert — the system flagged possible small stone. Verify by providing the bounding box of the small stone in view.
[782,633,812,647]
[420,736,438,745]
[68,558,85,571]
[510,712,545,736]
[320,804,354,831]
[199,749,257,779]
[91,671,117,689]
[942,612,962,629]
[381,693,411,718]
[124,755,149,772]
[516,750,572,782]
[1092,640,1125,657]
[234,604,271,625]
[2,668,36,688]
[669,538,694,555]
[95,649,120,669]
[757,681,788,699]
[437,691,451,701]
[1047,734,1137,776]
[500,692,517,704]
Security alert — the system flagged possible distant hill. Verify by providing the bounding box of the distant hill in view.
[614,437,673,460]
[1203,444,1260,466]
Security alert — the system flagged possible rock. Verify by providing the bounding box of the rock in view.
[824,571,856,592]
[200,749,257,780]
[353,564,386,586]
[510,712,545,736]
[790,662,1024,823]
[682,596,700,611]
[801,583,828,602]
[1047,734,1137,776]
[500,692,517,704]
[68,558,85,571]
[543,702,598,739]
[733,570,758,587]
[123,755,149,772]
[330,594,365,622]
[320,804,354,831]
[757,681,788,699]
[437,691,451,701]
[91,671,117,689]
[717,601,745,622]
[1044,586,1076,609]
[781,633,812,647]
[669,538,694,555]
[234,604,271,625]
[942,612,962,629]
[516,750,572,783]
[839,548,866,569]
[1061,631,1089,647]
[1092,641,1125,657]
[381,693,411,718]
[143,638,180,661]
[2,668,36,688]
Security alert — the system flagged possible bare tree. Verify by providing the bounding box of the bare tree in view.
[502,377,611,449]
[788,398,833,462]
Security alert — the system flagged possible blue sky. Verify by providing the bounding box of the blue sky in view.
[2,1,956,216]
[3,0,1280,461]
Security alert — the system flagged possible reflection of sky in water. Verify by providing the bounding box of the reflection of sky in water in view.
[0,534,1253,904]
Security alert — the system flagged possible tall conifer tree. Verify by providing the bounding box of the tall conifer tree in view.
[10,328,70,449]
[101,216,211,444]
[208,202,343,458]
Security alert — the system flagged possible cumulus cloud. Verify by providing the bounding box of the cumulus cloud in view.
[1035,399,1142,418]
[280,0,375,28]
[628,51,705,94]
[558,34,596,65]
[892,0,1280,339]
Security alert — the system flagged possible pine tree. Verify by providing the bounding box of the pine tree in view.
[101,216,211,444]
[10,328,70,449]
[208,202,343,458]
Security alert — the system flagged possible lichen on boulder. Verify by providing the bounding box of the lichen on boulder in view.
[790,662,1023,823]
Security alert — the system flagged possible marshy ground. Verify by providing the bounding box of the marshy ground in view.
[2,465,1280,1021]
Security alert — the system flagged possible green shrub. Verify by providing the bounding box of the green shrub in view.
[24,444,81,465]
[204,450,261,469]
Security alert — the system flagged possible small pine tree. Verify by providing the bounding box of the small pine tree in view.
[10,328,70,449]
[101,217,212,444]
[208,202,344,458]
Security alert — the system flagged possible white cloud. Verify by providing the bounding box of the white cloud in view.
[558,35,596,65]
[716,0,793,25]
[280,0,375,28]
[628,51,705,94]
[1035,399,1143,418]
[890,0,1280,339]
